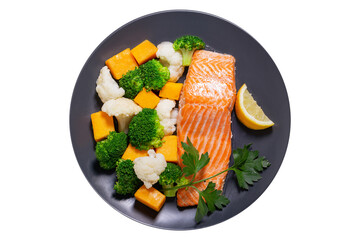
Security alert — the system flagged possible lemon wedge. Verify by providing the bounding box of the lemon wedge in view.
[235,84,274,130]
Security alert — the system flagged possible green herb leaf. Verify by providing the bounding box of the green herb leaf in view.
[232,144,270,190]
[181,137,210,178]
[233,144,251,168]
[194,182,230,223]
[262,158,271,168]
[233,169,249,189]
[195,195,208,223]
[198,152,210,172]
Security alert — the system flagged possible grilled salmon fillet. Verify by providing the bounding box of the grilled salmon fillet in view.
[179,50,236,110]
[177,50,236,207]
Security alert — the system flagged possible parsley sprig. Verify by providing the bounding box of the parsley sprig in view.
[181,138,210,182]
[163,137,271,223]
[231,144,271,190]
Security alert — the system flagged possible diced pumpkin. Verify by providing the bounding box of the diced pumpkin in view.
[131,40,158,65]
[133,88,160,109]
[90,111,115,142]
[122,144,148,161]
[105,48,138,80]
[159,82,183,100]
[156,135,178,163]
[134,185,166,212]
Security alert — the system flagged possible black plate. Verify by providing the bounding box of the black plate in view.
[70,10,290,230]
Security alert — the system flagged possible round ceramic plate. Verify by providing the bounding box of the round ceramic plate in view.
[70,10,290,230]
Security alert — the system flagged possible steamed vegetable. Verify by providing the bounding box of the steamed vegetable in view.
[118,67,144,99]
[133,149,167,189]
[114,159,142,195]
[105,48,138,80]
[101,98,142,134]
[95,131,128,170]
[133,88,160,109]
[156,41,184,82]
[122,144,149,161]
[139,59,170,91]
[155,99,178,136]
[155,135,178,163]
[134,185,166,212]
[90,111,115,142]
[158,163,189,197]
[159,82,183,101]
[119,59,169,98]
[130,40,158,65]
[128,108,164,150]
[173,35,205,66]
[95,66,125,103]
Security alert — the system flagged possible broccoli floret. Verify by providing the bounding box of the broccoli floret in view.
[173,35,205,66]
[159,163,189,197]
[128,108,164,150]
[95,131,128,170]
[114,159,142,195]
[159,163,182,186]
[176,175,190,186]
[118,67,144,99]
[119,60,170,97]
[139,59,170,91]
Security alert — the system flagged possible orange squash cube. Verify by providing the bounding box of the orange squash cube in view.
[159,82,183,100]
[134,88,160,109]
[131,40,158,65]
[90,111,115,142]
[134,185,166,212]
[105,48,138,80]
[156,135,178,163]
[122,144,148,161]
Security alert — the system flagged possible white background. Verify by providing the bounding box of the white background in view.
[1,0,359,239]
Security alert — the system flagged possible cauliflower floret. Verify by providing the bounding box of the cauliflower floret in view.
[170,108,179,120]
[155,99,178,135]
[156,98,175,120]
[159,118,177,136]
[101,98,142,133]
[133,149,167,189]
[156,41,184,82]
[96,66,125,103]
